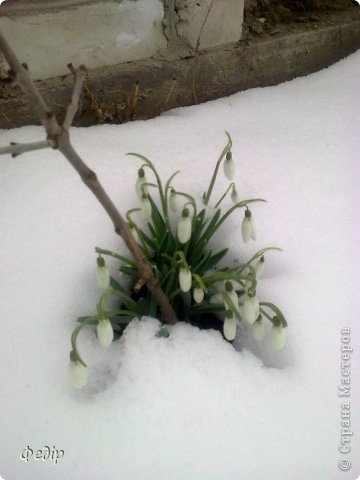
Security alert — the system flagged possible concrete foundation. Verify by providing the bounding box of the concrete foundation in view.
[0,11,359,129]
[0,4,359,128]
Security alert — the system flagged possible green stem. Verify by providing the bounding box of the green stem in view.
[203,131,232,206]
[246,247,283,265]
[214,182,235,209]
[216,198,266,231]
[127,153,167,217]
[95,247,136,267]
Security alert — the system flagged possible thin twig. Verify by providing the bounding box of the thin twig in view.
[192,0,216,103]
[0,30,176,323]
[63,65,86,130]
[160,78,176,114]
[195,0,216,54]
[0,139,54,157]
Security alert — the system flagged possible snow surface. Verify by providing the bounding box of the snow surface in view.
[0,52,360,480]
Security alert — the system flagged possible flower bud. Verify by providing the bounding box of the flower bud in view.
[69,359,89,389]
[253,317,265,341]
[224,151,235,181]
[179,267,192,292]
[231,186,240,205]
[96,256,110,289]
[223,309,237,341]
[270,325,286,350]
[141,195,152,219]
[177,208,192,244]
[170,188,178,213]
[255,256,265,278]
[193,287,204,304]
[136,167,148,199]
[242,294,259,324]
[97,318,114,348]
[241,209,256,243]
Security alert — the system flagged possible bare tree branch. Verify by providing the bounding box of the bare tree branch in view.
[0,29,177,323]
[0,139,54,157]
[63,64,86,131]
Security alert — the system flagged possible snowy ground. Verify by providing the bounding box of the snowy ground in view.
[0,51,359,480]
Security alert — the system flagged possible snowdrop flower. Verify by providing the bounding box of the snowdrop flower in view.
[69,352,88,389]
[141,194,152,219]
[97,318,114,348]
[231,185,240,204]
[223,309,237,341]
[270,325,286,350]
[223,151,235,181]
[193,286,204,304]
[241,209,256,243]
[255,256,265,278]
[177,207,192,244]
[135,167,148,200]
[223,281,240,315]
[96,256,110,289]
[241,293,260,324]
[253,317,265,341]
[179,267,192,292]
[244,276,255,294]
[169,188,178,213]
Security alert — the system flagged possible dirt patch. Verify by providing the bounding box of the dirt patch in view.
[242,0,360,41]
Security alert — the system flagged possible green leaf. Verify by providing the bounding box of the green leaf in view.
[148,194,167,238]
[110,277,142,314]
[199,209,222,242]
[194,248,228,275]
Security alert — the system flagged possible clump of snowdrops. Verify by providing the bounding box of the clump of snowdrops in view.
[69,132,287,389]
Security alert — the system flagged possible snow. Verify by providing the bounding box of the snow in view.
[1,51,360,480]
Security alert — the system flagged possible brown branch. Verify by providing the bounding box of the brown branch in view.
[0,139,54,157]
[64,64,87,130]
[0,30,176,323]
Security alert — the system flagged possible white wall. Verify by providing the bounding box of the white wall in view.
[0,0,244,80]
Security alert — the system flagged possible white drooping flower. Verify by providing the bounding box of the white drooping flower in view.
[241,294,260,324]
[270,325,286,350]
[96,256,110,289]
[255,256,265,278]
[141,195,152,219]
[223,281,240,316]
[223,151,235,181]
[253,318,265,341]
[169,188,178,213]
[241,209,256,243]
[69,359,89,389]
[97,318,114,348]
[223,310,237,341]
[231,186,240,205]
[177,208,192,244]
[244,276,253,294]
[179,267,192,292]
[135,167,148,200]
[193,287,204,304]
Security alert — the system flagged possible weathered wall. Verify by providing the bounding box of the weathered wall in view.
[1,12,359,129]
[0,0,244,80]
